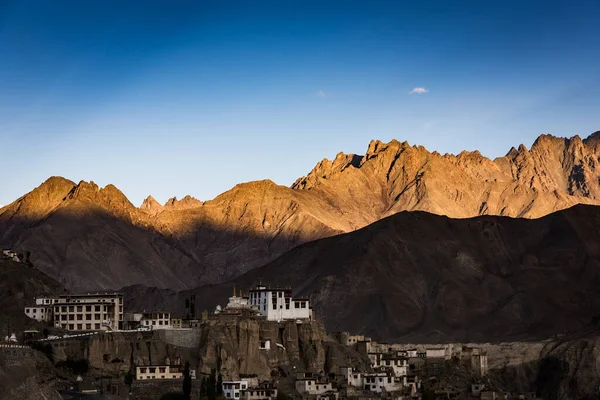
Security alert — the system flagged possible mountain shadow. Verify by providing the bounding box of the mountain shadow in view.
[124,204,600,343]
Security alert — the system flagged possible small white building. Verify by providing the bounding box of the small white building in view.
[140,312,172,329]
[241,387,278,400]
[248,285,311,321]
[295,379,333,395]
[25,306,53,322]
[341,367,363,387]
[223,381,248,399]
[362,371,404,393]
[425,348,446,359]
[136,357,196,380]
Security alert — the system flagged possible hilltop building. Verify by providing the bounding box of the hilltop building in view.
[25,293,123,331]
[247,285,312,321]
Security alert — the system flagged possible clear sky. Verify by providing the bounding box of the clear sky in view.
[1,0,599,207]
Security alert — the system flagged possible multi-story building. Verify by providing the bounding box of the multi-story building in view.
[247,285,312,321]
[362,371,404,393]
[295,379,333,395]
[136,357,196,380]
[223,381,249,399]
[140,312,172,329]
[51,292,123,331]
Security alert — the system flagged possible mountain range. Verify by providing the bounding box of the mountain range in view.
[1,132,600,291]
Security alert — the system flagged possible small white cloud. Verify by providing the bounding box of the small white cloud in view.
[410,87,429,95]
[316,90,328,98]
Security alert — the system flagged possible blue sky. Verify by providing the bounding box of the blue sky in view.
[1,0,599,206]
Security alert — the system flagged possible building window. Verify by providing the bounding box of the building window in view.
[159,321,163,325]
[68,324,74,330]
[86,324,91,330]
[77,324,82,330]
[149,368,156,373]
[86,314,92,320]
[95,314,101,320]
[95,323,100,330]
[77,306,82,312]
[86,305,92,312]
[69,306,74,312]
[159,367,166,373]
[25,308,30,313]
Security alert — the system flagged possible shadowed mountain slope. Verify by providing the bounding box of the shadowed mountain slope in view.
[0,258,64,336]
[124,204,600,343]
[3,132,600,291]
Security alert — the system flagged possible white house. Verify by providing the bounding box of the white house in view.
[136,357,196,380]
[425,348,446,359]
[223,381,248,399]
[25,306,53,322]
[341,367,363,387]
[241,387,278,400]
[362,371,404,393]
[295,379,333,395]
[248,285,311,321]
[140,312,172,329]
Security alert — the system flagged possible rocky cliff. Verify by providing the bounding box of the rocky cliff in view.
[48,318,368,383]
[3,132,600,291]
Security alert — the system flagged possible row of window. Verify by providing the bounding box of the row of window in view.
[57,323,102,330]
[58,313,107,321]
[55,305,109,312]
[25,308,50,314]
[143,320,170,326]
[139,367,167,373]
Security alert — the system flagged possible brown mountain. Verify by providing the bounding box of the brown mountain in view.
[2,132,600,291]
[124,204,600,343]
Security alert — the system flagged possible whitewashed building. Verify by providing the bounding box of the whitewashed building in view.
[140,312,172,329]
[136,357,195,380]
[295,379,333,395]
[241,387,277,400]
[223,381,248,399]
[52,292,123,331]
[248,285,311,321]
[362,371,404,393]
[25,306,53,322]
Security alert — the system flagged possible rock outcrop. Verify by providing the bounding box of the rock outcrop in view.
[3,132,600,291]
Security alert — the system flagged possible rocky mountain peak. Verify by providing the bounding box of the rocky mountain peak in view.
[140,195,164,215]
[163,195,202,210]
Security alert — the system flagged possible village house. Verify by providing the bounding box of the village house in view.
[139,312,172,329]
[135,357,196,380]
[461,346,489,377]
[295,378,333,395]
[223,380,249,399]
[362,370,404,394]
[240,382,278,400]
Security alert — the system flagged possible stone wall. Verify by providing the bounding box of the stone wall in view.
[158,328,202,348]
